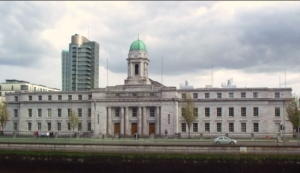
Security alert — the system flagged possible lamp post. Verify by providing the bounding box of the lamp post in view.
[281,94,285,146]
[93,99,96,136]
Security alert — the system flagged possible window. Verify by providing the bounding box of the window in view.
[14,109,18,117]
[58,109,61,117]
[205,123,210,132]
[57,123,61,131]
[217,93,222,98]
[58,95,62,100]
[78,123,82,131]
[14,96,18,101]
[115,108,120,117]
[88,95,92,100]
[229,93,234,98]
[253,123,259,132]
[229,123,234,132]
[68,109,71,117]
[150,108,155,117]
[28,122,32,131]
[205,108,210,117]
[38,109,42,118]
[241,107,246,117]
[217,123,222,132]
[253,92,258,98]
[241,123,246,132]
[28,109,32,118]
[253,107,259,116]
[168,114,170,124]
[68,123,70,131]
[47,109,52,118]
[217,108,222,117]
[229,107,234,117]
[181,123,186,132]
[275,107,280,117]
[182,93,186,99]
[68,95,72,100]
[135,64,139,75]
[78,95,82,100]
[132,108,137,117]
[47,122,51,131]
[88,108,91,118]
[205,93,210,98]
[241,92,246,98]
[193,108,198,117]
[181,108,186,117]
[38,122,41,131]
[29,95,32,101]
[78,108,82,117]
[13,123,18,131]
[193,123,198,132]
[38,95,42,101]
[193,93,198,99]
[48,95,52,100]
[275,92,280,98]
[88,123,91,131]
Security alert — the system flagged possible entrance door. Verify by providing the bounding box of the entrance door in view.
[114,123,120,134]
[149,123,155,135]
[131,123,137,135]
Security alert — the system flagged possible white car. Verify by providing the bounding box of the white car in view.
[214,136,237,145]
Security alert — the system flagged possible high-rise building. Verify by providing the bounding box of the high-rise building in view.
[62,34,99,91]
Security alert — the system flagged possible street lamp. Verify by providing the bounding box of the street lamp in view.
[281,93,286,146]
[93,99,96,136]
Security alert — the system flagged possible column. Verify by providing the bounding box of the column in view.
[143,107,147,135]
[156,106,160,135]
[138,107,142,134]
[120,107,124,135]
[107,107,111,135]
[125,107,129,135]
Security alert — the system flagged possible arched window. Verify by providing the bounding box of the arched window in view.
[135,64,139,75]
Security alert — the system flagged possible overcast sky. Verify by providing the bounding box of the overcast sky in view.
[1,1,300,94]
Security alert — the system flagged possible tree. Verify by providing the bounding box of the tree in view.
[182,94,197,138]
[0,101,9,134]
[69,110,79,136]
[285,94,300,132]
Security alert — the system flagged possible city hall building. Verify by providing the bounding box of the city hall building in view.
[4,39,293,138]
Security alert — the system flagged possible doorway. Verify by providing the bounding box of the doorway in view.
[149,123,155,135]
[114,123,120,135]
[131,123,137,135]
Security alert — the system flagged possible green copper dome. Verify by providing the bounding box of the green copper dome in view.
[129,39,147,51]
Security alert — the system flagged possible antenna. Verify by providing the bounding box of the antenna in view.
[279,74,281,88]
[161,56,163,88]
[285,69,286,88]
[107,57,108,88]
[211,63,214,87]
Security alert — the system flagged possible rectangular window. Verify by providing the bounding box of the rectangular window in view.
[47,109,51,118]
[28,122,32,131]
[181,123,186,132]
[254,123,259,132]
[14,109,18,117]
[253,107,259,116]
[132,108,137,117]
[13,122,18,131]
[78,123,82,131]
[194,108,198,117]
[168,114,170,124]
[241,107,246,117]
[38,109,42,118]
[38,95,42,101]
[205,93,210,98]
[58,95,62,100]
[115,108,120,117]
[241,92,246,98]
[217,93,222,98]
[78,108,82,117]
[68,95,72,100]
[28,109,32,118]
[57,123,61,131]
[193,123,198,132]
[88,123,91,131]
[181,108,186,117]
[14,96,18,101]
[229,93,234,98]
[205,108,210,117]
[78,95,82,100]
[193,93,198,99]
[229,107,234,117]
[182,93,186,99]
[58,109,61,117]
[241,123,246,132]
[29,95,32,101]
[205,123,210,132]
[38,122,41,131]
[68,109,71,117]
[47,122,51,131]
[217,108,222,117]
[88,95,92,100]
[217,123,222,132]
[229,123,234,132]
[253,92,258,98]
[150,108,155,117]
[88,108,91,118]
[275,92,280,98]
[68,123,70,131]
[48,95,52,100]
[275,107,280,117]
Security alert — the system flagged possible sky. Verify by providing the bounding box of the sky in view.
[1,1,300,94]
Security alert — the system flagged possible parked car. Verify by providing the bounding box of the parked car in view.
[214,136,237,145]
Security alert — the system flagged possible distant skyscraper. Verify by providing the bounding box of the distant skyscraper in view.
[62,34,99,91]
